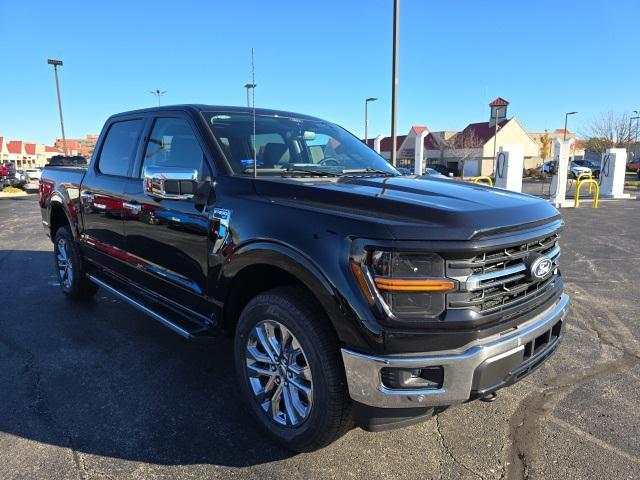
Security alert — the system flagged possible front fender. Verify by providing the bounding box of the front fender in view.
[220,240,383,352]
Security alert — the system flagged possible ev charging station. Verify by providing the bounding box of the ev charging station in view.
[414,129,428,175]
[599,148,633,199]
[550,138,573,208]
[493,145,524,192]
[374,135,384,155]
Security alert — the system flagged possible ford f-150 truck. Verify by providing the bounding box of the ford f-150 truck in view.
[39,105,569,452]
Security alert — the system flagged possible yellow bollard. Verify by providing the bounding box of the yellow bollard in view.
[471,176,493,187]
[574,179,599,208]
[576,173,594,194]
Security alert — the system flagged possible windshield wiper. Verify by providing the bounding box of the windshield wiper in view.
[242,167,341,176]
[341,168,399,176]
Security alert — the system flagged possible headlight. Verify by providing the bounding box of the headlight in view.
[367,251,454,319]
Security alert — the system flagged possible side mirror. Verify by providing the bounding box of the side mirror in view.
[143,166,198,200]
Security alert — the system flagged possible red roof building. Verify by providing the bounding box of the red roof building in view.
[7,140,23,155]
[489,97,510,107]
[25,143,36,156]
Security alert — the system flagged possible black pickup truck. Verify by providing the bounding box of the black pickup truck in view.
[39,105,569,451]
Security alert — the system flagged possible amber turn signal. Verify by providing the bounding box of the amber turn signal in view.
[374,278,454,292]
[350,262,375,305]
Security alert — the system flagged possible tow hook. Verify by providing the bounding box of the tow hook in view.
[479,391,498,403]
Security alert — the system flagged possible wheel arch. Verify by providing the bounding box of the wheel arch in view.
[221,242,355,346]
[49,196,76,240]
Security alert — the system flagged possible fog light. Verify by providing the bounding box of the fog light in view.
[381,366,444,390]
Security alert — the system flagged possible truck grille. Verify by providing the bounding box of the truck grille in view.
[448,233,561,315]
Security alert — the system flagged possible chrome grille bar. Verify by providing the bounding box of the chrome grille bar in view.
[464,245,560,291]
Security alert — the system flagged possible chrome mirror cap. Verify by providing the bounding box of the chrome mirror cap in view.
[142,166,198,200]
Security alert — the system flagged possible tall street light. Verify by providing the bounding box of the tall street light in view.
[47,59,68,156]
[150,89,167,107]
[563,111,578,141]
[244,83,257,107]
[629,111,640,158]
[390,0,399,166]
[364,97,378,146]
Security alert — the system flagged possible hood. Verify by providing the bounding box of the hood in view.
[252,176,560,241]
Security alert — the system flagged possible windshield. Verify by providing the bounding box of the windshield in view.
[203,111,399,176]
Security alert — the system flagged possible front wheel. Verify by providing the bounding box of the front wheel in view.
[234,286,352,452]
[53,226,99,300]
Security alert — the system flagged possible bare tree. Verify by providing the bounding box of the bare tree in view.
[444,129,483,178]
[540,131,552,161]
[581,111,633,152]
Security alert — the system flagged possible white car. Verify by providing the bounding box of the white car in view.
[540,161,591,179]
[25,168,42,181]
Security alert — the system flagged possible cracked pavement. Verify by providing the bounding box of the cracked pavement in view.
[0,194,638,479]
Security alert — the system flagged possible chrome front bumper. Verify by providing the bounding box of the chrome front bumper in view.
[341,294,569,408]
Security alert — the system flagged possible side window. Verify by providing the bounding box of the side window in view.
[142,118,206,177]
[97,119,143,176]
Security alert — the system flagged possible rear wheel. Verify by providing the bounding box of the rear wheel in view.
[53,226,99,300]
[234,286,352,452]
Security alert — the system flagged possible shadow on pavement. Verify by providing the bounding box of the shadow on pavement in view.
[0,249,296,467]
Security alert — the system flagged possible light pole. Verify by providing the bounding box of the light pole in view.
[47,59,68,156]
[150,89,167,107]
[244,83,257,107]
[630,112,640,157]
[364,97,378,146]
[563,111,577,141]
[390,0,399,166]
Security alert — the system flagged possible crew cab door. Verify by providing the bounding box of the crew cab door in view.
[121,114,213,315]
[79,117,145,272]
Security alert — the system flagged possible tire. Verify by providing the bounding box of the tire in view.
[53,226,99,300]
[234,286,352,452]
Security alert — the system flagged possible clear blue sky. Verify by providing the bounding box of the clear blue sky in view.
[2,0,638,145]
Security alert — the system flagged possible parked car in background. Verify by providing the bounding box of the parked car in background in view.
[48,155,88,167]
[572,160,600,178]
[539,160,592,179]
[1,161,17,189]
[16,170,29,187]
[427,164,455,177]
[421,167,449,179]
[26,168,43,181]
[627,157,640,179]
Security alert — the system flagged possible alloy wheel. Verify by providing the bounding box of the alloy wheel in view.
[56,238,73,289]
[245,320,313,427]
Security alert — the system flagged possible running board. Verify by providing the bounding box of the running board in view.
[87,273,217,342]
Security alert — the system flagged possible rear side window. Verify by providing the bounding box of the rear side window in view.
[97,119,143,176]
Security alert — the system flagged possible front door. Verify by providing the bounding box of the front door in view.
[122,115,213,316]
[80,118,145,274]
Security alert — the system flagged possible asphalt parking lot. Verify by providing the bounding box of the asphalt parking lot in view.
[1,194,639,480]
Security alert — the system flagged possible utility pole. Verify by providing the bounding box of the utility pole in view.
[364,97,378,146]
[47,59,68,156]
[150,89,167,107]
[630,111,640,157]
[390,0,399,166]
[244,83,256,107]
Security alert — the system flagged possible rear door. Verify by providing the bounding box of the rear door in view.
[79,117,146,273]
[121,113,213,315]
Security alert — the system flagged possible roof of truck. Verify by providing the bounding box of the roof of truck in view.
[111,104,325,122]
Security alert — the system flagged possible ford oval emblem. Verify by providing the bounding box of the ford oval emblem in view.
[529,256,553,281]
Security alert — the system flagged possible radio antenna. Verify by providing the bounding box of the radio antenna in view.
[251,48,257,178]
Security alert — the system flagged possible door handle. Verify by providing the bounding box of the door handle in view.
[123,201,141,215]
